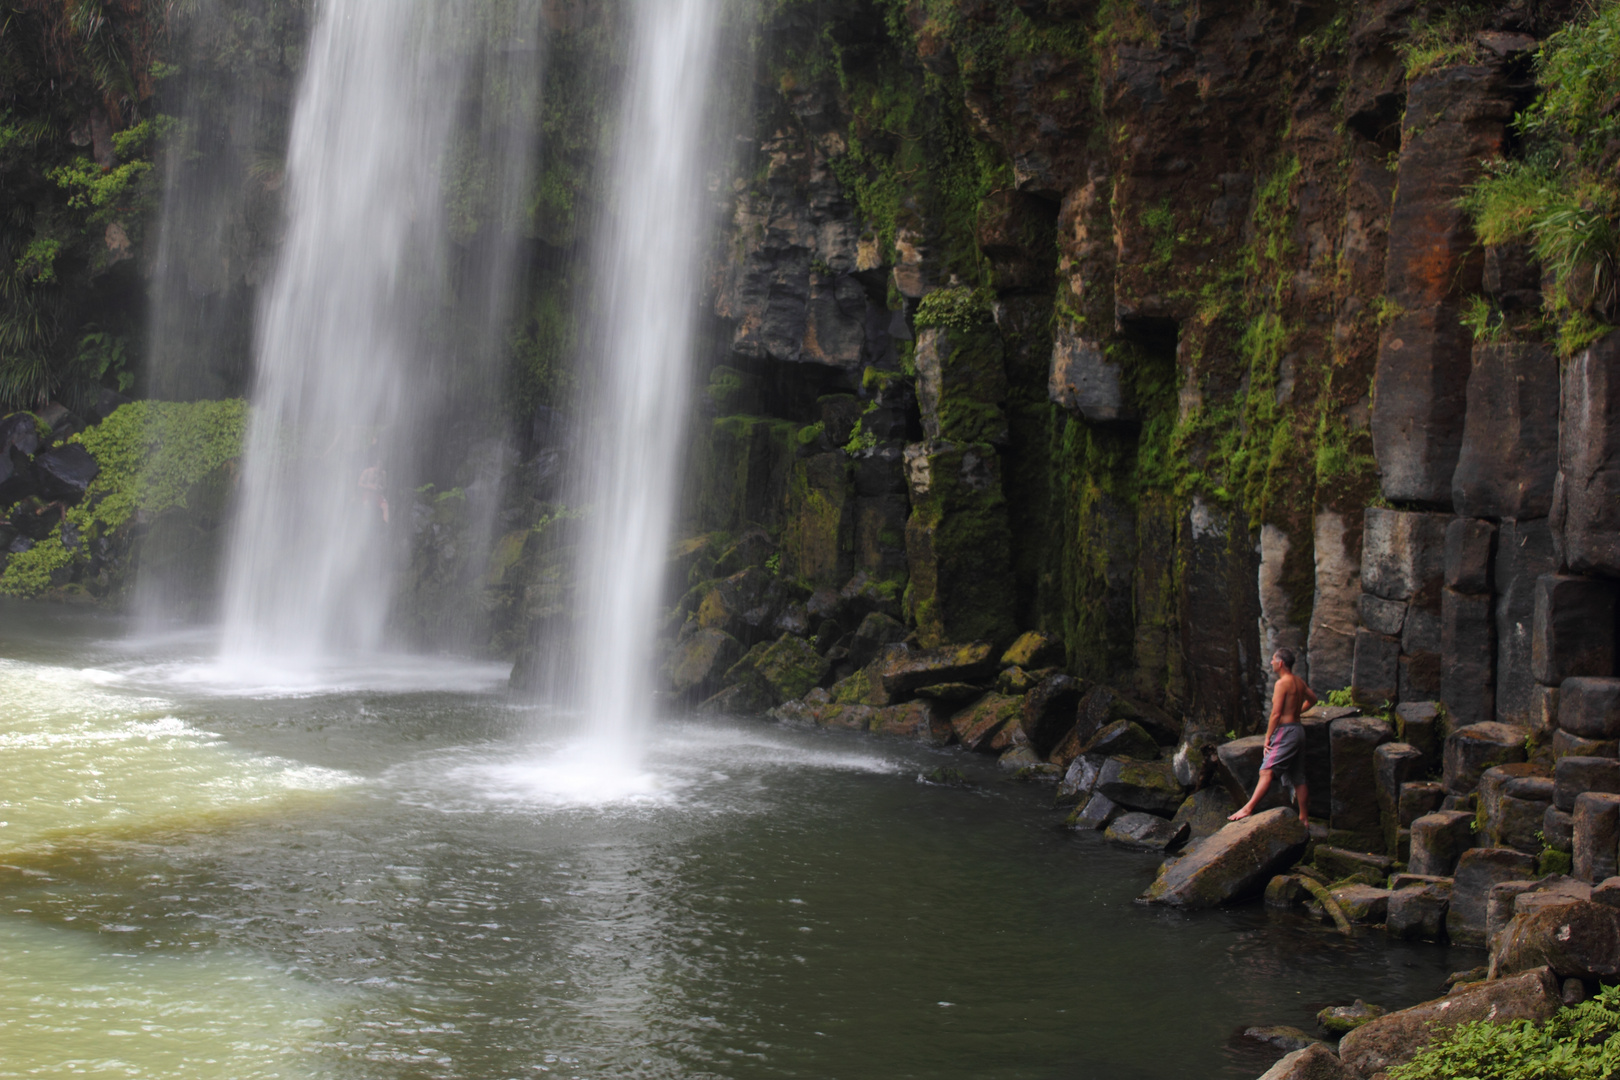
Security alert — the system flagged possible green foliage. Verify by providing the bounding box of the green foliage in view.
[0,399,247,597]
[1539,846,1574,877]
[1388,983,1620,1080]
[914,286,992,331]
[1461,295,1506,342]
[74,331,133,394]
[14,239,60,285]
[1399,5,1491,78]
[1325,687,1357,708]
[796,421,825,446]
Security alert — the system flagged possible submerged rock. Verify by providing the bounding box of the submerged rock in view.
[1243,1025,1322,1053]
[1139,807,1309,909]
[1315,1000,1385,1036]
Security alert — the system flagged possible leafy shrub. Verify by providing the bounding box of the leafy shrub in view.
[914,285,992,331]
[1388,983,1620,1080]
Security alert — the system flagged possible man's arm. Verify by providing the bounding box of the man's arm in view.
[1264,679,1284,748]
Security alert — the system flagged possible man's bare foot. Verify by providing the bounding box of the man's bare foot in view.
[1228,807,1254,821]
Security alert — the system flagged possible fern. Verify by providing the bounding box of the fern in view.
[1389,984,1620,1080]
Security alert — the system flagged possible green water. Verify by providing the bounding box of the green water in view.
[0,601,1458,1079]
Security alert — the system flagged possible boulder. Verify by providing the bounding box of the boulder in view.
[1448,847,1538,947]
[753,634,831,704]
[1478,763,1554,853]
[1316,1000,1386,1035]
[31,444,97,501]
[1337,967,1561,1077]
[1555,756,1620,811]
[667,628,745,700]
[1083,719,1159,761]
[998,745,1042,771]
[1020,674,1083,757]
[871,700,952,744]
[1492,899,1620,981]
[1409,810,1476,877]
[1216,736,1285,812]
[1453,342,1559,519]
[0,447,34,505]
[1331,883,1392,923]
[0,412,42,458]
[1486,880,1547,945]
[1139,807,1310,909]
[1055,752,1107,806]
[1573,791,1620,883]
[700,681,773,716]
[1595,876,1620,908]
[1444,517,1496,594]
[1442,721,1528,795]
[1350,630,1400,707]
[1386,880,1452,941]
[1077,685,1180,747]
[848,611,907,669]
[697,568,777,643]
[1330,716,1394,850]
[1169,787,1236,846]
[1256,1043,1355,1080]
[869,642,997,703]
[1399,781,1447,826]
[1532,575,1619,686]
[1441,588,1496,727]
[996,665,1040,695]
[1067,791,1120,831]
[950,693,1023,752]
[1104,811,1188,852]
[1557,333,1620,576]
[999,631,1063,670]
[1559,678,1620,740]
[1096,758,1184,816]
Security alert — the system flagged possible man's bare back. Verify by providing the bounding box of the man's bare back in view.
[1229,649,1316,822]
[1272,670,1311,728]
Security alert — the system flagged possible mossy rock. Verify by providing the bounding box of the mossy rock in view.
[753,633,830,704]
[949,692,1023,751]
[1000,631,1063,670]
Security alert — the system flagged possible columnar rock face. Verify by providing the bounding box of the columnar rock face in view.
[1556,334,1620,576]
[1533,575,1619,686]
[1329,717,1394,850]
[903,443,1016,648]
[1453,343,1559,518]
[1496,520,1559,724]
[1371,63,1516,506]
[1448,847,1538,947]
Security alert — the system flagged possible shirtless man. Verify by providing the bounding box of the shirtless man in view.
[1229,647,1316,824]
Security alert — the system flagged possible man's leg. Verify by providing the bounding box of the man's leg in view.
[1294,782,1309,826]
[1229,768,1275,820]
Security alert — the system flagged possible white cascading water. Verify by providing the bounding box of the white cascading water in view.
[562,0,724,756]
[218,0,535,670]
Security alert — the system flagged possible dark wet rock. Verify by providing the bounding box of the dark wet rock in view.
[848,611,907,669]
[1544,805,1575,852]
[1317,1000,1386,1036]
[1574,792,1620,883]
[1244,1025,1322,1053]
[998,744,1042,771]
[1445,517,1496,594]
[1386,879,1452,942]
[667,627,745,700]
[1020,673,1083,757]
[1265,873,1310,909]
[11,498,61,541]
[32,444,97,501]
[1314,846,1392,886]
[1478,764,1553,854]
[0,447,35,505]
[1394,701,1444,764]
[1454,342,1559,519]
[772,602,811,638]
[1169,787,1235,846]
[1559,678,1620,740]
[868,641,997,704]
[949,693,1023,752]
[1066,791,1119,831]
[1331,883,1392,923]
[1255,1043,1355,1080]
[715,528,774,577]
[84,388,131,425]
[902,442,1015,647]
[1139,807,1309,909]
[1409,811,1476,877]
[697,568,776,643]
[1533,575,1619,685]
[1104,811,1188,852]
[1448,847,1538,947]
[1095,758,1184,816]
[1330,716,1393,850]
[1339,967,1560,1078]
[1076,685,1180,747]
[1443,721,1528,795]
[1594,876,1620,909]
[1215,736,1283,811]
[999,630,1063,670]
[0,412,42,458]
[871,700,952,744]
[752,633,830,704]
[1082,719,1159,761]
[1555,756,1620,812]
[913,682,982,708]
[699,681,773,716]
[1056,752,1107,807]
[995,665,1040,695]
[36,403,82,440]
[1492,899,1620,982]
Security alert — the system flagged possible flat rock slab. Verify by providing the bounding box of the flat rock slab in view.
[871,642,997,702]
[1139,807,1308,909]
[1443,721,1528,795]
[1337,966,1560,1077]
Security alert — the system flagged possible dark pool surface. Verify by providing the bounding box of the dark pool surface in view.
[0,601,1462,1079]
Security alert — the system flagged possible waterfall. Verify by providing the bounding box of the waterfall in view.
[560,0,727,752]
[217,0,539,668]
